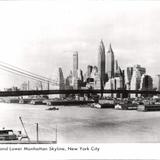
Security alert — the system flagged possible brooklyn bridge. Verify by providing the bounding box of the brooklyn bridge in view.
[0,60,159,97]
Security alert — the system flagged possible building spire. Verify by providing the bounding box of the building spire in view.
[108,43,113,53]
[99,39,105,54]
[106,43,115,79]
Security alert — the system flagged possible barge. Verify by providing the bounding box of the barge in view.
[98,99,115,108]
[115,101,138,110]
[137,104,160,111]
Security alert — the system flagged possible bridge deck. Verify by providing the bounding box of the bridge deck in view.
[0,89,159,97]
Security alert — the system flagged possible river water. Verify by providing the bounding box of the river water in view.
[0,103,160,143]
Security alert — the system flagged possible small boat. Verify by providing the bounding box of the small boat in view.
[91,103,109,109]
[0,117,57,144]
[92,103,101,108]
[0,129,56,144]
[0,129,21,141]
[46,107,59,111]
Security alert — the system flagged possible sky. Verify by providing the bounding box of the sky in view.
[0,0,160,89]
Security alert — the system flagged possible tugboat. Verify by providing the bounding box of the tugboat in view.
[46,107,59,111]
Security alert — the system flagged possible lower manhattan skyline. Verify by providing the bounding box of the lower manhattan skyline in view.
[0,1,160,89]
[2,2,160,159]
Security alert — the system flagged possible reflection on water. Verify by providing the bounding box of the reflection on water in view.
[0,103,160,143]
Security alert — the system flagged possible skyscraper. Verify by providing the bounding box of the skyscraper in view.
[65,71,73,90]
[140,74,153,91]
[125,67,133,90]
[106,44,115,79]
[114,60,119,75]
[72,51,79,89]
[98,40,105,87]
[114,60,122,77]
[130,67,141,91]
[77,69,83,81]
[58,67,65,98]
[153,75,160,91]
[86,65,93,78]
[133,65,146,76]
[73,51,78,78]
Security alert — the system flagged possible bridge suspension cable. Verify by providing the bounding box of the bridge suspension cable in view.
[0,61,55,82]
[0,61,58,85]
[0,66,54,84]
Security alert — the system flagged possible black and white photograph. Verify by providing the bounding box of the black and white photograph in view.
[1,0,160,159]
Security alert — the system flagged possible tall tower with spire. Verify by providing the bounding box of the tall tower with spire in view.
[106,44,115,79]
[98,40,105,87]
[73,51,78,78]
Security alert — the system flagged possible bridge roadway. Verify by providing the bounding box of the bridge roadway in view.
[0,89,159,97]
